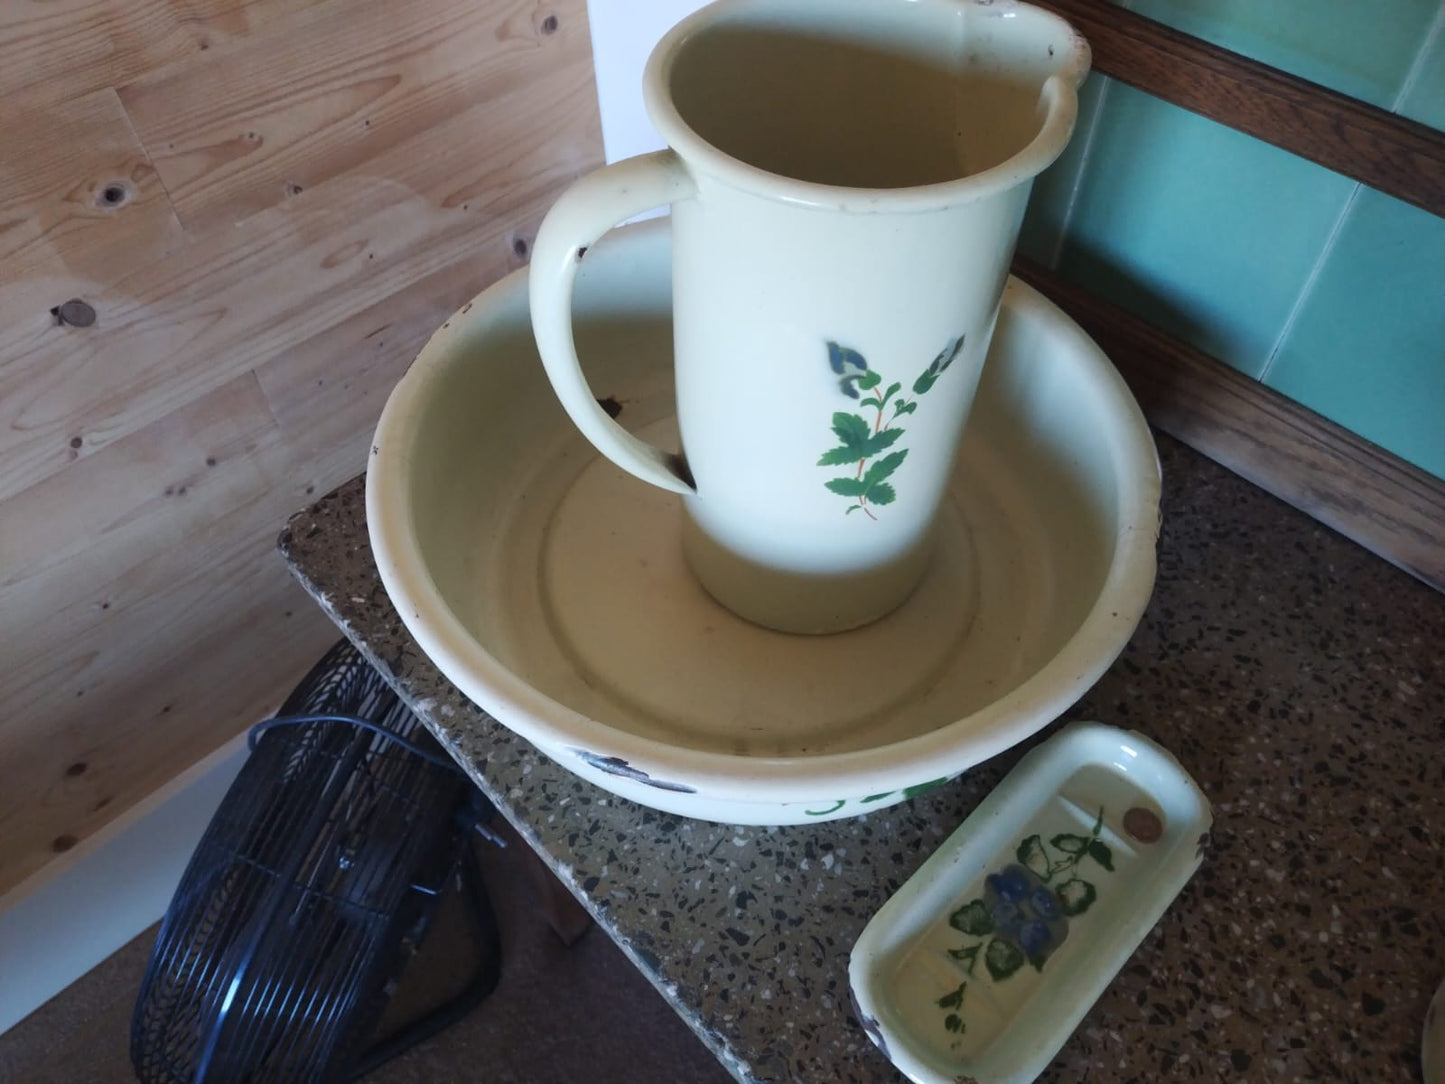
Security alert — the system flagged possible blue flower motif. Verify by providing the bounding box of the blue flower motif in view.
[987,866,1032,902]
[1018,920,1053,958]
[983,863,1071,971]
[827,341,868,375]
[940,809,1114,1041]
[827,341,870,398]
[990,899,1023,938]
[1030,886,1062,921]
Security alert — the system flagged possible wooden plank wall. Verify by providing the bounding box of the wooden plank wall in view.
[0,0,604,895]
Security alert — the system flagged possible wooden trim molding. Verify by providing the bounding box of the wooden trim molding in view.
[1035,0,1445,220]
[1014,258,1445,595]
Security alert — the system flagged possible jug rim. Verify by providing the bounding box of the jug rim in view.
[643,0,1090,212]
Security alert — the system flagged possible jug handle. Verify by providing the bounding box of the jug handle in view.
[529,150,698,494]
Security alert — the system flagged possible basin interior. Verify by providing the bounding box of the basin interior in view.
[396,236,1128,761]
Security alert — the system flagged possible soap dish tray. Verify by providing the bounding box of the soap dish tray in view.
[849,721,1212,1084]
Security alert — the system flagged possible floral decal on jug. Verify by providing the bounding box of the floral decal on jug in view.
[818,336,964,518]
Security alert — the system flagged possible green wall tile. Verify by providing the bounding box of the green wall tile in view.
[1018,76,1109,267]
[1396,16,1445,130]
[1107,0,1442,109]
[1053,79,1355,376]
[1264,189,1445,479]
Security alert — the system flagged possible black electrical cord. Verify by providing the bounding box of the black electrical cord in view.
[248,713,463,773]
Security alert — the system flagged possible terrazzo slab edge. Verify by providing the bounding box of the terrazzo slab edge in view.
[278,430,1445,1084]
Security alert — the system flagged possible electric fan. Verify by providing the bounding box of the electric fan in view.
[131,639,501,1083]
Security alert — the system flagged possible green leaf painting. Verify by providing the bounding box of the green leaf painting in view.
[935,807,1118,1046]
[902,777,950,799]
[936,982,968,1035]
[984,938,1025,981]
[824,477,867,498]
[1089,839,1115,871]
[818,334,963,519]
[949,899,995,937]
[936,983,966,1010]
[1050,832,1090,855]
[800,776,954,817]
[863,451,906,488]
[1057,877,1098,916]
[817,413,904,467]
[947,942,981,970]
[1017,834,1051,879]
[911,335,966,395]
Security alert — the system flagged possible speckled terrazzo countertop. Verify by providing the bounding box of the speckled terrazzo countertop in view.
[279,433,1444,1083]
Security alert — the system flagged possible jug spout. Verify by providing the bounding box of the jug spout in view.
[945,0,1092,192]
[959,0,1091,90]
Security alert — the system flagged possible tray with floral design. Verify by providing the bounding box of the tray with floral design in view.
[849,721,1211,1084]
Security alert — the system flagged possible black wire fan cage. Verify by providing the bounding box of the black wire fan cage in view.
[131,640,501,1083]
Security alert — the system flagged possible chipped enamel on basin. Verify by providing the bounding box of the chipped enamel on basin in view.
[365,220,1160,823]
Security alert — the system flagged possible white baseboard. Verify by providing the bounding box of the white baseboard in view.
[0,734,252,1035]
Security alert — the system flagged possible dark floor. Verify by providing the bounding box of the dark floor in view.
[0,820,734,1084]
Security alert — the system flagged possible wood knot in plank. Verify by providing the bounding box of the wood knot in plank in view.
[95,182,131,208]
[51,299,97,327]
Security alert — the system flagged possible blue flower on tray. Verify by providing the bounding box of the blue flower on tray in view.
[935,807,1115,1038]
